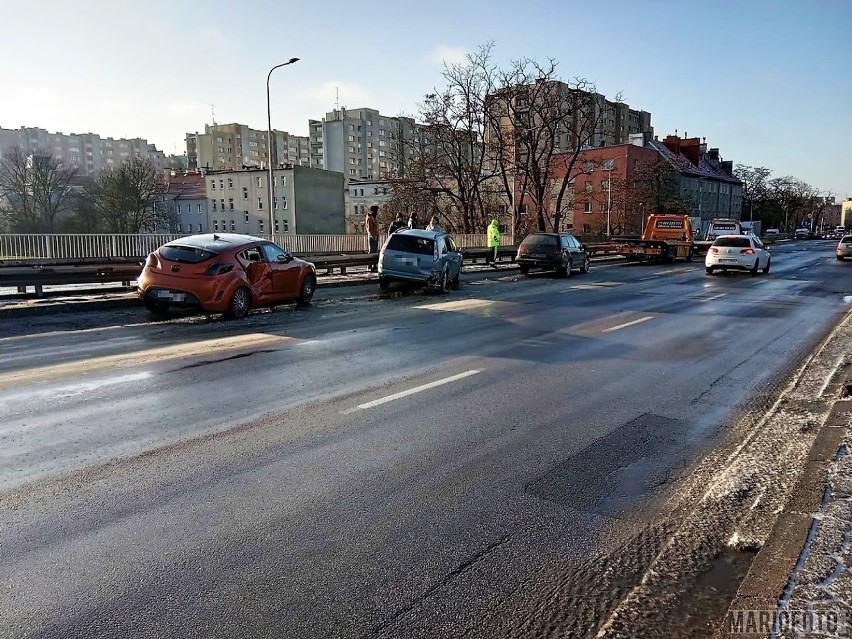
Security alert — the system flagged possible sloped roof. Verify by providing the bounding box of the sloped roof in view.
[648,140,742,185]
[167,172,207,200]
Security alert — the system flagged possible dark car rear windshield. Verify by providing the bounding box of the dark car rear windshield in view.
[520,234,558,248]
[160,245,218,263]
[713,237,751,248]
[385,235,434,255]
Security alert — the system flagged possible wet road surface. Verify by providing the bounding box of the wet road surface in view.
[1,240,850,638]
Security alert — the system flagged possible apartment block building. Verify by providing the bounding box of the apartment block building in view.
[485,82,653,155]
[309,107,421,184]
[0,126,157,177]
[176,165,344,236]
[186,123,310,171]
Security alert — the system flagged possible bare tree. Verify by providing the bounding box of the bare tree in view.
[388,45,498,234]
[0,147,78,232]
[733,165,771,222]
[92,158,170,233]
[485,58,618,233]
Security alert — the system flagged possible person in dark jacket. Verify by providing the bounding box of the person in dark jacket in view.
[388,213,406,234]
[408,212,420,229]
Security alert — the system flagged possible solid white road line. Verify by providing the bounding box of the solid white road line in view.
[638,276,659,281]
[602,316,654,333]
[702,293,727,302]
[354,370,481,410]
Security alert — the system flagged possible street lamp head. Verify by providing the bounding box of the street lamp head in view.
[288,57,300,64]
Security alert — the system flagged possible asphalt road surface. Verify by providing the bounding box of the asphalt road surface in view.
[1,240,850,638]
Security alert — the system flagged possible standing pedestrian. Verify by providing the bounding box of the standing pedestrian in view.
[408,211,420,229]
[487,219,501,265]
[388,212,406,234]
[426,215,443,232]
[366,204,380,272]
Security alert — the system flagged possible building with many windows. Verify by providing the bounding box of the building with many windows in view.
[186,123,310,171]
[485,82,653,156]
[172,165,344,235]
[309,107,421,185]
[648,133,743,229]
[0,126,158,177]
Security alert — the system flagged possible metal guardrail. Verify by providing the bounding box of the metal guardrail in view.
[0,233,493,262]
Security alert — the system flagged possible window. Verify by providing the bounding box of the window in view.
[197,204,202,213]
[349,146,355,153]
[584,181,593,192]
[198,224,202,233]
[349,169,356,175]
[214,220,219,232]
[283,220,289,232]
[274,197,278,210]
[228,178,233,189]
[242,187,248,200]
[349,158,356,165]
[601,179,610,191]
[257,198,263,211]
[258,220,264,233]
[348,135,355,142]
[601,159,613,170]
[281,197,288,210]
[583,202,592,213]
[245,211,250,224]
[231,220,236,232]
[583,161,594,173]
[211,180,216,190]
[212,200,217,211]
[228,198,234,211]
[256,176,263,188]
[275,220,279,232]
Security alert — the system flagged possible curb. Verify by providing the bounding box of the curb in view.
[716,339,852,637]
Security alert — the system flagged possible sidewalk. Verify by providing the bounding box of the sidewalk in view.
[718,315,852,638]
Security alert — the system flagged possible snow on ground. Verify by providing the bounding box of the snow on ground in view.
[773,435,852,638]
[597,313,852,638]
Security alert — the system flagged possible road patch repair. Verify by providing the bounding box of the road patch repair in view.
[588,309,852,638]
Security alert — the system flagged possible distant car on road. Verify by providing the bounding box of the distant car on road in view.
[794,228,812,240]
[836,235,852,261]
[516,232,590,277]
[138,234,317,318]
[764,228,780,239]
[378,229,462,292]
[705,235,771,275]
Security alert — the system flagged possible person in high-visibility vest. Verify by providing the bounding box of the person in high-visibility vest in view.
[487,219,500,265]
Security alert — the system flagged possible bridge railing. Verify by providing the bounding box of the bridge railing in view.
[0,233,495,262]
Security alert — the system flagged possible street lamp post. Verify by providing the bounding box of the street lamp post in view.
[266,57,300,238]
[606,161,613,237]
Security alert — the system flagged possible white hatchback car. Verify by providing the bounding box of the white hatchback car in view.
[705,235,771,275]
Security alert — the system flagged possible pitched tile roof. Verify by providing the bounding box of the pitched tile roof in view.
[167,172,207,200]
[648,140,742,185]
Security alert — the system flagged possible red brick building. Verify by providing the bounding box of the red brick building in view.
[550,139,658,235]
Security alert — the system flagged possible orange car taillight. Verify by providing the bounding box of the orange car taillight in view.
[205,263,235,276]
[144,253,159,268]
[740,248,755,255]
[710,248,719,254]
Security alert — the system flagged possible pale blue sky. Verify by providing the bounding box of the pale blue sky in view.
[0,0,848,197]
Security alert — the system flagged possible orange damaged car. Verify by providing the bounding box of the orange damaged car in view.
[138,234,317,318]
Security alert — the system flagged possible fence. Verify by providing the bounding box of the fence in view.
[0,232,496,262]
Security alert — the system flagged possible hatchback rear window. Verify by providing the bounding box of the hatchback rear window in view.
[520,234,558,248]
[713,237,751,248]
[842,236,852,244]
[385,235,434,256]
[160,245,218,263]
